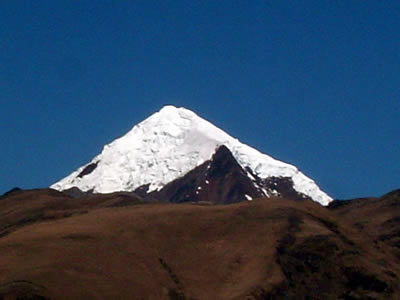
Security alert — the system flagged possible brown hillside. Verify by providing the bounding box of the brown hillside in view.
[0,190,399,299]
[330,190,400,263]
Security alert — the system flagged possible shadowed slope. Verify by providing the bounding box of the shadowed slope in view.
[151,145,309,204]
[330,189,400,262]
[151,145,265,204]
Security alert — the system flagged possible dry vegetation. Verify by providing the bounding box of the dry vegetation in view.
[0,189,399,299]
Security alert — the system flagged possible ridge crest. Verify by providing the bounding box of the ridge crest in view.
[51,106,332,205]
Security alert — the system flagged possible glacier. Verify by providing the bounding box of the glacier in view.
[51,105,332,205]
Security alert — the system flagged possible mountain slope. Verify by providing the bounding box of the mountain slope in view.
[151,145,310,204]
[51,106,332,205]
[0,189,398,299]
[329,189,400,262]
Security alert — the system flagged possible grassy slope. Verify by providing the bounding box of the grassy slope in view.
[0,190,399,299]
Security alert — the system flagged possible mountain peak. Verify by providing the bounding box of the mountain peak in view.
[51,106,333,205]
[149,105,201,125]
[158,105,193,115]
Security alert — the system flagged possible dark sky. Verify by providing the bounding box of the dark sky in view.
[1,1,399,199]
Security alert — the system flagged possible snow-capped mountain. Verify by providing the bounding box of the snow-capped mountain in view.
[51,105,332,205]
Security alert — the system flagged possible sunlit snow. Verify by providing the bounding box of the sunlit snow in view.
[51,105,332,205]
[245,194,253,201]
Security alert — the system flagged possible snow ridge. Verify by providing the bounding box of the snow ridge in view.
[51,105,332,205]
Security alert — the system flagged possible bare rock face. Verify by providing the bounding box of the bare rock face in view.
[151,145,308,204]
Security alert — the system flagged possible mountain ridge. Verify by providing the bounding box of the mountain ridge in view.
[51,105,332,205]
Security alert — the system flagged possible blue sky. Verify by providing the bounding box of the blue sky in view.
[1,1,399,199]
